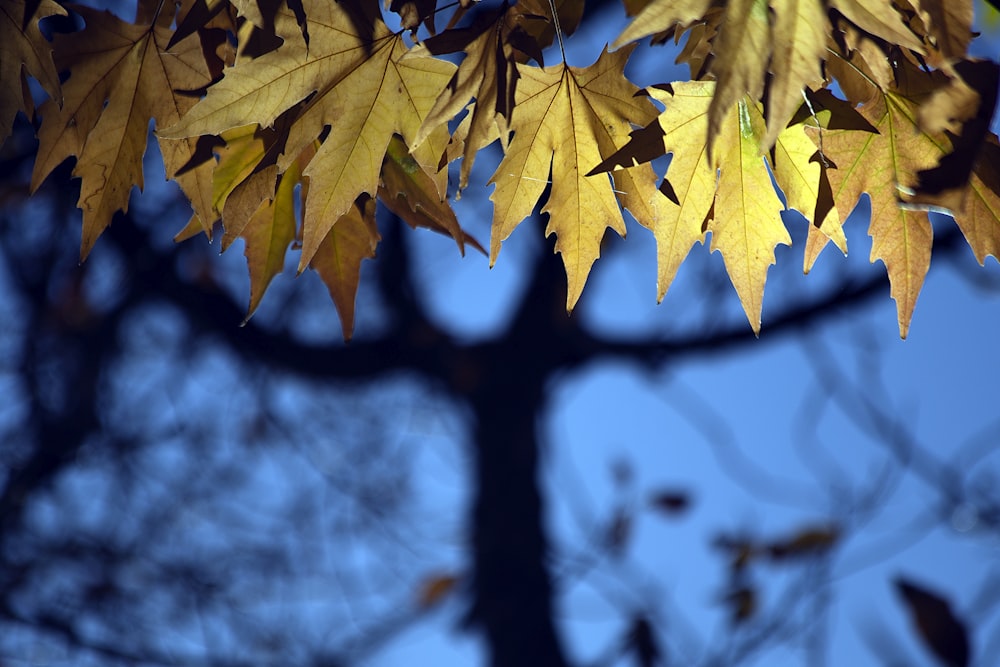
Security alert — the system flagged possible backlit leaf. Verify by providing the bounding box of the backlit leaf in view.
[819,54,956,337]
[488,46,658,311]
[309,195,380,341]
[0,0,66,145]
[31,4,215,257]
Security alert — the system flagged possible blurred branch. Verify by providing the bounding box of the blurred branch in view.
[803,336,1000,536]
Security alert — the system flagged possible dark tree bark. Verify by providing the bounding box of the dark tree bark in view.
[463,249,574,667]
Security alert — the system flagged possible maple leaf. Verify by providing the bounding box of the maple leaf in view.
[309,195,380,341]
[591,82,791,332]
[168,0,236,49]
[910,72,1000,269]
[614,0,827,152]
[213,125,269,236]
[763,0,826,150]
[908,60,1000,218]
[0,0,65,145]
[612,0,714,49]
[488,46,668,311]
[705,0,771,155]
[818,54,956,337]
[914,0,973,63]
[412,0,584,193]
[161,0,455,271]
[379,135,482,254]
[776,129,845,271]
[828,0,925,52]
[239,145,301,319]
[952,137,1000,266]
[412,2,519,192]
[31,3,215,258]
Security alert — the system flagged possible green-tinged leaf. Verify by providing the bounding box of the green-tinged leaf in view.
[309,195,380,341]
[241,154,301,319]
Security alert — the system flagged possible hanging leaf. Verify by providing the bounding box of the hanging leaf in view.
[895,578,971,667]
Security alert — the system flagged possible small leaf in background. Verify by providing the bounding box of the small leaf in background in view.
[720,585,756,624]
[713,534,757,572]
[417,573,460,609]
[625,616,662,667]
[611,459,633,488]
[766,524,839,560]
[607,508,632,557]
[647,490,691,516]
[895,577,971,667]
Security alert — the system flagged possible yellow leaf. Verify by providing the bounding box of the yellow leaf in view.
[212,125,268,227]
[489,47,658,311]
[829,0,925,52]
[169,0,231,49]
[617,161,698,302]
[645,117,714,301]
[818,57,951,337]
[952,136,1000,265]
[379,135,482,255]
[416,573,459,609]
[411,2,523,192]
[0,0,66,145]
[764,0,826,150]
[309,195,380,341]
[674,9,722,79]
[174,214,210,242]
[160,0,360,136]
[31,4,214,259]
[589,84,713,302]
[240,154,300,319]
[590,81,791,325]
[160,0,455,270]
[612,0,713,49]
[772,118,846,270]
[221,165,279,249]
[293,35,453,268]
[788,88,881,268]
[706,0,770,157]
[438,102,502,197]
[712,97,791,332]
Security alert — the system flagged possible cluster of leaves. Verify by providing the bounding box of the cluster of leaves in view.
[3,0,999,337]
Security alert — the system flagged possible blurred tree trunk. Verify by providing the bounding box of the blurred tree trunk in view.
[468,355,568,667]
[464,248,574,667]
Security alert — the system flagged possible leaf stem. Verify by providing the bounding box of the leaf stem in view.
[151,0,166,25]
[547,0,567,65]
